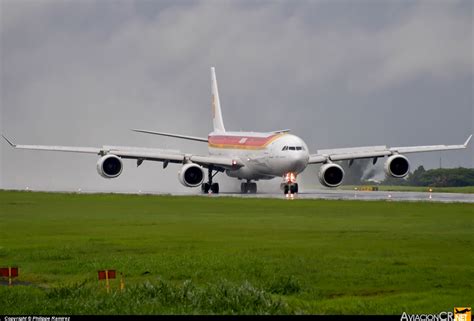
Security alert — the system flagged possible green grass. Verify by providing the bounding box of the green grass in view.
[340,185,474,194]
[0,190,472,314]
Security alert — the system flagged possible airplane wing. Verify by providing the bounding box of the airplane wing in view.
[308,135,472,164]
[2,135,243,170]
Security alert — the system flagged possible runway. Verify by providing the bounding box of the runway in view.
[4,188,473,203]
[213,189,474,203]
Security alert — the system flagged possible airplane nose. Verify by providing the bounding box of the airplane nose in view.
[289,152,308,172]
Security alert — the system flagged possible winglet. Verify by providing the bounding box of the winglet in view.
[2,135,16,147]
[464,134,472,147]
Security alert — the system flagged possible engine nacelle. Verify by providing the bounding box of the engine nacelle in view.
[178,163,205,187]
[318,163,345,187]
[384,154,410,178]
[97,154,123,179]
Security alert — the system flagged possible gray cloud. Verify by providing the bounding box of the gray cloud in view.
[1,0,472,192]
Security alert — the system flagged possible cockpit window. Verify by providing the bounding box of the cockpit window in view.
[283,146,305,151]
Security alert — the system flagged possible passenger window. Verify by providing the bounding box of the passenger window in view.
[289,147,296,151]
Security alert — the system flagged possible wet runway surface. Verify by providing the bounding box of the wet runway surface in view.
[5,188,473,203]
[213,189,474,203]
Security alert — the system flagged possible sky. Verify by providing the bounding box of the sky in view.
[1,0,472,193]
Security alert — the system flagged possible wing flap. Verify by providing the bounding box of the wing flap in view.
[329,150,391,161]
[113,150,185,163]
[191,155,243,168]
[317,145,387,155]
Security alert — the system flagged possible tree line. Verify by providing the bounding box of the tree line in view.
[381,166,474,187]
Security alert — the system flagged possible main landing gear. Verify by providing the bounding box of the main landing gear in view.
[281,172,298,195]
[202,165,219,194]
[241,180,257,194]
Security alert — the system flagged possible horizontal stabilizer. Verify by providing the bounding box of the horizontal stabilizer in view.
[131,129,208,142]
[271,129,291,134]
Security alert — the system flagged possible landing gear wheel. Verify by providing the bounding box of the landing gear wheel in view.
[284,185,289,195]
[290,184,298,194]
[202,183,210,193]
[211,183,219,194]
[240,182,257,194]
[249,183,257,194]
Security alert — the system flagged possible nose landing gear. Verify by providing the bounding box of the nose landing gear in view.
[281,172,298,195]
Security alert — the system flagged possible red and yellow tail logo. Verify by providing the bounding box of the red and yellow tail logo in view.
[454,307,471,321]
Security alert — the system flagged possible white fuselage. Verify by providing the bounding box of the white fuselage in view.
[208,131,309,180]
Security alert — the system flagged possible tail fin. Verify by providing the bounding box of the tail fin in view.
[211,67,226,132]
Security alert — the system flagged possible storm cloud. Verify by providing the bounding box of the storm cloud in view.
[1,0,472,193]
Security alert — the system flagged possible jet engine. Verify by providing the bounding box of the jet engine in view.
[318,163,345,187]
[384,154,410,178]
[97,154,123,178]
[178,163,205,187]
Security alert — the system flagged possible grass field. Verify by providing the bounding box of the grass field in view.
[0,190,472,315]
[340,185,474,194]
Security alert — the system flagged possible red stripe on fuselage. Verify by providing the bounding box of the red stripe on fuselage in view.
[208,134,283,149]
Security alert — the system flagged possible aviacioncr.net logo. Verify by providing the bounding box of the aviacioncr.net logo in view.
[400,311,454,321]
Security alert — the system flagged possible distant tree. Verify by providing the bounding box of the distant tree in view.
[408,165,426,186]
[381,166,474,187]
[381,174,409,186]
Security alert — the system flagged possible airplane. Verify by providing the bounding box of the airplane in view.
[2,67,472,195]
[455,308,471,314]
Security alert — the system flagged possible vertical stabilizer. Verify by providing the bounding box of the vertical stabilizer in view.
[211,67,226,132]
